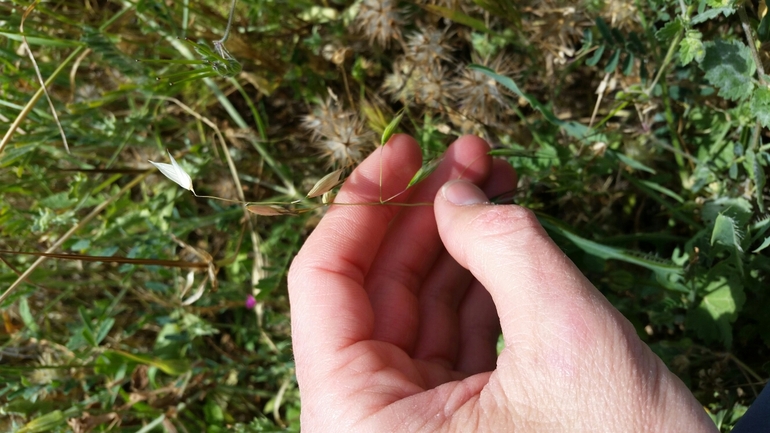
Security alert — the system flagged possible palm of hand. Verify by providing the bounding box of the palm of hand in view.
[289,135,717,432]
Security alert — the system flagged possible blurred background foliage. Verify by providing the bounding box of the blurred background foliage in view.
[1,0,769,431]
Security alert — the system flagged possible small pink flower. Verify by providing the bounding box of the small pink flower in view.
[245,294,257,310]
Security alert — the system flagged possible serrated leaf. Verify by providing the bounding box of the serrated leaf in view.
[307,169,344,198]
[680,31,705,65]
[381,108,406,146]
[750,86,770,128]
[655,18,683,41]
[246,204,299,216]
[711,214,743,252]
[700,39,755,101]
[407,158,442,188]
[711,213,745,275]
[691,7,737,25]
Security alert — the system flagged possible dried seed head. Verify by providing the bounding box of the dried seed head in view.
[405,27,454,67]
[382,57,415,103]
[355,0,403,48]
[453,54,515,125]
[383,57,452,109]
[302,99,375,167]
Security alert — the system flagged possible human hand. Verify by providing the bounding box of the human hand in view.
[288,134,717,432]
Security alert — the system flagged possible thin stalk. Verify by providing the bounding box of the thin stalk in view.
[0,171,151,305]
[0,4,132,155]
[659,79,688,185]
[739,6,767,85]
[644,30,683,96]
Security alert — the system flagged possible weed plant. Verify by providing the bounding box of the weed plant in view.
[1,0,769,431]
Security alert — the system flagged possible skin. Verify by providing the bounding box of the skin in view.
[288,134,718,432]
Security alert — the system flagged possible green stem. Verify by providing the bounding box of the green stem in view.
[659,79,688,185]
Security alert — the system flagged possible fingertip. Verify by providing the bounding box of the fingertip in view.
[440,180,489,206]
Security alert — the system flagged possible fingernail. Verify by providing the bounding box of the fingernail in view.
[442,180,489,205]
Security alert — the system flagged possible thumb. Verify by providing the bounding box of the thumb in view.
[435,180,719,433]
[434,179,629,353]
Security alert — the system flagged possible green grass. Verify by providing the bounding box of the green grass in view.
[1,0,769,431]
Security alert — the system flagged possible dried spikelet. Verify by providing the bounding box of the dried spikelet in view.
[452,54,515,126]
[302,99,375,167]
[355,0,403,48]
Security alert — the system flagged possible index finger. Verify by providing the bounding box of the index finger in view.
[288,134,422,356]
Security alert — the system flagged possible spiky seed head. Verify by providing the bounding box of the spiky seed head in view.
[355,0,403,48]
[452,54,515,126]
[302,99,375,167]
[405,27,454,67]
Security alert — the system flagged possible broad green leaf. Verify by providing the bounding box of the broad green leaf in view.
[135,415,166,433]
[471,0,521,27]
[595,17,614,45]
[687,270,745,347]
[381,108,406,146]
[711,214,743,252]
[760,12,770,42]
[95,317,115,345]
[679,31,705,65]
[15,410,65,433]
[753,236,770,253]
[586,44,605,67]
[0,31,83,47]
[604,49,621,72]
[307,169,344,198]
[750,86,770,128]
[702,197,752,226]
[107,349,190,376]
[19,297,39,334]
[636,180,685,204]
[699,39,755,101]
[610,150,656,174]
[711,214,745,275]
[422,5,494,34]
[621,52,634,76]
[538,214,682,278]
